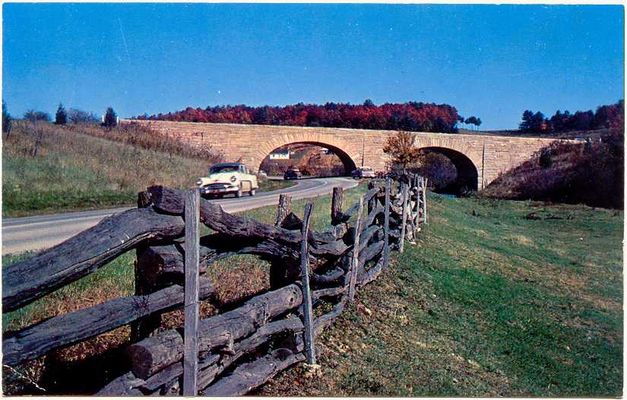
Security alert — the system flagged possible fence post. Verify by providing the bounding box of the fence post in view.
[275,194,291,226]
[348,197,364,302]
[423,177,428,224]
[131,194,159,342]
[331,187,344,225]
[399,183,409,253]
[300,202,316,365]
[367,181,376,213]
[183,189,200,396]
[413,177,420,237]
[383,177,391,269]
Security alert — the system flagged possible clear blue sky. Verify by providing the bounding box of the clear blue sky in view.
[3,3,624,130]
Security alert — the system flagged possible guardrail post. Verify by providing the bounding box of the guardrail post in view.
[300,202,316,365]
[383,177,391,268]
[183,188,200,396]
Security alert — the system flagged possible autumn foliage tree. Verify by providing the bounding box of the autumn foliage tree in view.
[383,131,421,171]
[139,101,464,133]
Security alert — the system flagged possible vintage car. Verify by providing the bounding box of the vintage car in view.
[351,166,376,179]
[284,168,303,180]
[196,162,259,198]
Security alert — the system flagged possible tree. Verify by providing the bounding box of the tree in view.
[464,116,482,131]
[55,103,67,125]
[24,109,51,122]
[68,108,99,124]
[103,107,117,128]
[3,101,12,135]
[519,110,546,132]
[363,99,375,107]
[383,131,420,170]
[531,112,547,132]
[519,110,534,131]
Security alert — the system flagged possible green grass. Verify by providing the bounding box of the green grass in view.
[263,193,623,397]
[3,186,622,396]
[257,178,295,193]
[2,252,136,333]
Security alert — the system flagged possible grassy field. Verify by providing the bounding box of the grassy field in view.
[2,122,292,217]
[2,187,622,396]
[262,194,623,397]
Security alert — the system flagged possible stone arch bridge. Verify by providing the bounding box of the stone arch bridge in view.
[127,120,561,190]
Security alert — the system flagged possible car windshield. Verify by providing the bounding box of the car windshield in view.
[210,165,238,174]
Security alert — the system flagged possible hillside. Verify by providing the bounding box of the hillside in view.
[481,133,623,209]
[2,122,217,217]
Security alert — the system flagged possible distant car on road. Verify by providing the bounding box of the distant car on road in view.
[352,166,376,179]
[284,168,303,180]
[196,162,258,198]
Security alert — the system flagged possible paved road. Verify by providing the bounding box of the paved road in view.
[2,177,358,255]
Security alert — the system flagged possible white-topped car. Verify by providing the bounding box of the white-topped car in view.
[351,166,376,179]
[196,162,259,198]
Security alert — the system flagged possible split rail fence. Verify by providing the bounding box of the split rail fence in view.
[2,174,427,395]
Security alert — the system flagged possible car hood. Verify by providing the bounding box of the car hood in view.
[198,172,239,185]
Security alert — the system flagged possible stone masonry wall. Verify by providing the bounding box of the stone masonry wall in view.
[126,119,560,188]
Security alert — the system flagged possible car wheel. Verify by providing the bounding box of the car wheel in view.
[249,189,256,196]
[235,188,242,198]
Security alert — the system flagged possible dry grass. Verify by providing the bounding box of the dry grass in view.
[2,121,217,216]
[64,121,223,162]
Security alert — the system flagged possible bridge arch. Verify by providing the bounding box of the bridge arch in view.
[250,132,361,175]
[417,146,480,193]
[259,141,358,175]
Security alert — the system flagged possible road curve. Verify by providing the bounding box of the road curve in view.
[1,177,358,256]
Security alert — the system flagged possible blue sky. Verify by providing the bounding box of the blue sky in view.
[3,4,624,130]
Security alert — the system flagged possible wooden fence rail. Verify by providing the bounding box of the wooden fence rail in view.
[2,173,427,396]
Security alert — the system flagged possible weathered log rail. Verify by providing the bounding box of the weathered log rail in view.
[2,174,427,395]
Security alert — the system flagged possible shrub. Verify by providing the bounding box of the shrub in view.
[539,148,552,168]
[24,110,51,123]
[68,108,100,124]
[482,133,624,209]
